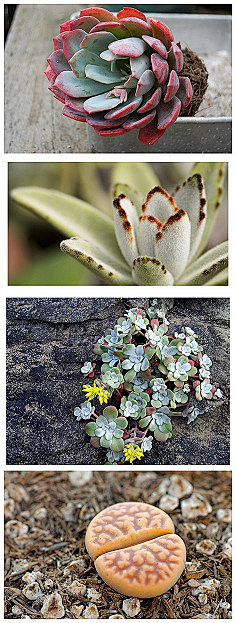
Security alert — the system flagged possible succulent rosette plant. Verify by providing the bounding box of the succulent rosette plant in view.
[74,302,224,464]
[45,6,194,145]
[11,162,228,287]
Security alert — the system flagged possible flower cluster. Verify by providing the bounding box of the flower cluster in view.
[74,301,223,464]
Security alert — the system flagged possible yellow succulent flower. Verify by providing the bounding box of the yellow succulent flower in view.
[82,381,109,405]
[123,443,144,464]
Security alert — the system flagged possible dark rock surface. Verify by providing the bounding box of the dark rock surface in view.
[6,297,230,465]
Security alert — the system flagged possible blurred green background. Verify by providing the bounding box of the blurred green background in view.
[8,162,228,286]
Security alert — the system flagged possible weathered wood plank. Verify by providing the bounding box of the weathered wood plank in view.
[6,298,229,466]
[5,4,89,153]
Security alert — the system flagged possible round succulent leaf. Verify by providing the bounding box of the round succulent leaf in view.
[124,368,136,382]
[130,54,150,79]
[103,406,118,420]
[110,437,124,452]
[145,346,156,360]
[141,357,149,371]
[79,7,119,22]
[85,64,125,84]
[113,429,124,439]
[154,429,170,441]
[62,29,88,61]
[116,416,128,429]
[188,366,197,376]
[85,422,96,436]
[55,71,117,98]
[100,435,112,448]
[139,416,151,428]
[132,256,174,285]
[90,436,102,448]
[109,37,147,58]
[81,31,117,54]
[89,22,130,39]
[120,17,152,37]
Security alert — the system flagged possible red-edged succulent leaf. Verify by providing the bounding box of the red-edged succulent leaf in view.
[65,95,86,112]
[157,96,181,130]
[63,105,87,121]
[164,70,180,103]
[86,113,129,129]
[142,35,167,59]
[177,77,193,109]
[93,126,129,136]
[130,55,149,79]
[47,50,70,75]
[122,109,156,130]
[89,22,129,39]
[135,69,155,97]
[49,80,66,103]
[117,7,148,22]
[81,31,117,54]
[168,42,184,72]
[104,94,142,120]
[53,33,63,50]
[70,16,99,32]
[138,118,166,145]
[120,17,152,37]
[79,7,119,22]
[124,74,138,88]
[137,87,162,113]
[70,49,109,79]
[45,64,56,81]
[54,71,115,98]
[62,29,87,61]
[83,93,122,114]
[109,37,146,58]
[151,53,169,85]
[148,18,174,50]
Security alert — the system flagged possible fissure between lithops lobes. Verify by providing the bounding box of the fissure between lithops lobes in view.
[45,6,193,144]
[112,173,207,282]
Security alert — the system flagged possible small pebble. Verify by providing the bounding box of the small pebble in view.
[159,494,179,511]
[71,604,84,618]
[83,604,99,618]
[86,587,102,602]
[222,541,232,560]
[63,558,87,574]
[122,597,141,617]
[61,502,75,522]
[33,507,47,520]
[216,508,232,523]
[192,578,220,596]
[205,522,219,538]
[22,571,43,584]
[196,539,216,555]
[5,520,29,538]
[12,605,23,615]
[168,475,193,499]
[6,483,29,502]
[41,592,65,619]
[198,594,208,605]
[109,615,125,619]
[45,578,54,589]
[4,498,15,519]
[68,471,93,487]
[181,494,212,519]
[22,581,42,601]
[68,580,86,597]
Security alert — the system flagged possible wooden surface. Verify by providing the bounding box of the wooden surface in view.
[5,4,89,153]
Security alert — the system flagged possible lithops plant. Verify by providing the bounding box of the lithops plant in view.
[11,162,228,286]
[85,502,186,597]
[45,6,193,145]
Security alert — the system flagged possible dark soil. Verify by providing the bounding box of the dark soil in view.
[4,471,232,619]
[180,48,209,117]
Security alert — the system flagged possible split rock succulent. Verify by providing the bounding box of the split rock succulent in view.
[45,6,193,144]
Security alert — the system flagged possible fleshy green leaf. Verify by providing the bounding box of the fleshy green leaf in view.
[110,437,124,452]
[132,257,174,285]
[111,162,161,211]
[10,187,132,285]
[177,241,228,285]
[85,422,96,436]
[189,162,227,258]
[61,236,132,285]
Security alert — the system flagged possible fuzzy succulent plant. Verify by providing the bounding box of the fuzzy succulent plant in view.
[74,301,224,465]
[45,6,193,145]
[11,162,228,287]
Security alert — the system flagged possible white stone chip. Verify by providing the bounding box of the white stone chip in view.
[159,494,179,512]
[86,587,102,602]
[168,475,193,499]
[196,539,216,555]
[68,471,93,487]
[181,494,212,519]
[41,592,65,619]
[22,581,42,601]
[83,603,99,618]
[216,508,232,523]
[122,598,141,617]
[68,580,86,597]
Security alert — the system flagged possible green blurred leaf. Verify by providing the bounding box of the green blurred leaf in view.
[177,241,228,285]
[111,162,161,211]
[9,246,94,286]
[190,162,227,258]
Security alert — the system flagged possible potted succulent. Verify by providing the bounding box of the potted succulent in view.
[75,300,224,465]
[45,7,231,153]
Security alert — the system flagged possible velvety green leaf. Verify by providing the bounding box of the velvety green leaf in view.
[124,369,136,382]
[100,435,111,449]
[103,406,118,420]
[139,416,151,428]
[132,257,174,285]
[189,162,227,258]
[177,241,228,286]
[11,187,132,285]
[145,346,156,360]
[111,162,161,212]
[116,416,128,429]
[154,429,169,441]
